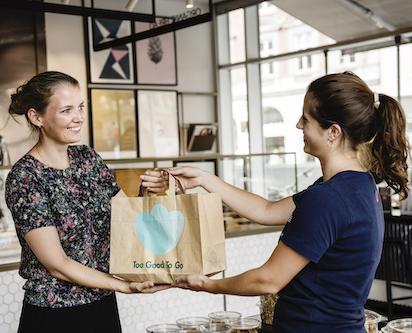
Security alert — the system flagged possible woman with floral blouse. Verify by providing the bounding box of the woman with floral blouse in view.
[6,71,166,333]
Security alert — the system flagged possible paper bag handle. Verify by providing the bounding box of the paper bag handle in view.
[168,174,185,197]
[139,172,184,197]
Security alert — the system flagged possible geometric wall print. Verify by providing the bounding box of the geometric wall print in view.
[89,18,134,84]
[135,21,177,85]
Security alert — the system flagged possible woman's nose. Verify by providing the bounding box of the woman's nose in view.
[74,109,84,122]
[296,117,302,129]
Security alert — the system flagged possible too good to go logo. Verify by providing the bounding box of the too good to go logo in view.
[134,203,185,256]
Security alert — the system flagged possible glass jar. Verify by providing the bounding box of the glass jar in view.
[208,311,241,324]
[176,316,210,332]
[206,323,232,332]
[387,318,412,332]
[230,318,260,333]
[365,309,382,333]
[146,324,181,333]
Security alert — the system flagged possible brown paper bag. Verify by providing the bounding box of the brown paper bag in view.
[109,176,226,283]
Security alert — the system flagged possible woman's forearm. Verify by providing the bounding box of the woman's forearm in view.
[200,174,292,225]
[205,268,279,296]
[48,256,128,293]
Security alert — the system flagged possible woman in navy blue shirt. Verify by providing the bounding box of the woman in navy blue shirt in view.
[170,72,409,333]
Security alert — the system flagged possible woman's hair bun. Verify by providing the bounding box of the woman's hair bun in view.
[8,84,27,116]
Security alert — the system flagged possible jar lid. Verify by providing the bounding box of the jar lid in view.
[146,323,180,333]
[387,318,412,332]
[207,323,232,332]
[176,316,209,329]
[230,318,261,329]
[365,309,382,324]
[208,311,241,322]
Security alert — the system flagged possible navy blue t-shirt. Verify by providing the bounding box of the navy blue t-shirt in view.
[273,171,384,333]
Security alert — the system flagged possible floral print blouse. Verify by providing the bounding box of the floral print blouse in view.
[5,145,120,308]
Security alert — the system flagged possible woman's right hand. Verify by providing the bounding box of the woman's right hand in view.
[168,166,209,191]
[119,280,170,294]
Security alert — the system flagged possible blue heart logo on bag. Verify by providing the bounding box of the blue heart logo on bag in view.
[135,203,185,255]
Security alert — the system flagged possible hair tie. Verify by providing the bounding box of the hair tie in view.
[373,92,380,109]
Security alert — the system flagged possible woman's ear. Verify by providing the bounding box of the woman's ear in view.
[328,123,343,142]
[27,108,43,128]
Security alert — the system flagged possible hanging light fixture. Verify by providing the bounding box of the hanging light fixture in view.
[186,0,194,9]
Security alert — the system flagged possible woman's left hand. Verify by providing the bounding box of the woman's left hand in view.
[139,169,168,195]
[173,274,210,292]
[133,283,171,294]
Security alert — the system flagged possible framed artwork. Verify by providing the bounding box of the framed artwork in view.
[0,169,21,267]
[187,123,217,153]
[88,18,134,84]
[135,21,177,85]
[137,90,179,157]
[91,89,138,159]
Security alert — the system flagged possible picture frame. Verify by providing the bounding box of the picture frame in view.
[88,17,134,84]
[137,90,179,157]
[135,20,177,85]
[90,89,138,159]
[187,123,217,153]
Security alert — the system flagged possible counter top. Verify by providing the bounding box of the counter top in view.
[224,215,284,238]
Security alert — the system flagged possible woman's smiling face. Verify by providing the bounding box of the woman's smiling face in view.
[296,94,329,158]
[37,84,85,145]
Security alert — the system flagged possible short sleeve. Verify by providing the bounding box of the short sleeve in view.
[5,168,54,236]
[281,186,350,263]
[292,177,323,205]
[83,145,120,198]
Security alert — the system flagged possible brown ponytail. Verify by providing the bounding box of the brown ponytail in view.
[307,72,409,199]
[370,94,409,199]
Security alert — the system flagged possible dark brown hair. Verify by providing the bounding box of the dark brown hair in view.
[307,72,409,199]
[9,71,79,131]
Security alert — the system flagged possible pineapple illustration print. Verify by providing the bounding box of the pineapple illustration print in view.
[148,36,163,64]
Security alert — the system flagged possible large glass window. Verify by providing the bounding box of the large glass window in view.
[400,43,412,142]
[230,67,249,154]
[328,47,398,97]
[258,2,334,58]
[229,9,246,63]
[218,2,412,195]
[260,54,326,190]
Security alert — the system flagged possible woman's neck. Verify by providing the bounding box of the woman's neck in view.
[31,140,70,170]
[320,151,365,182]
